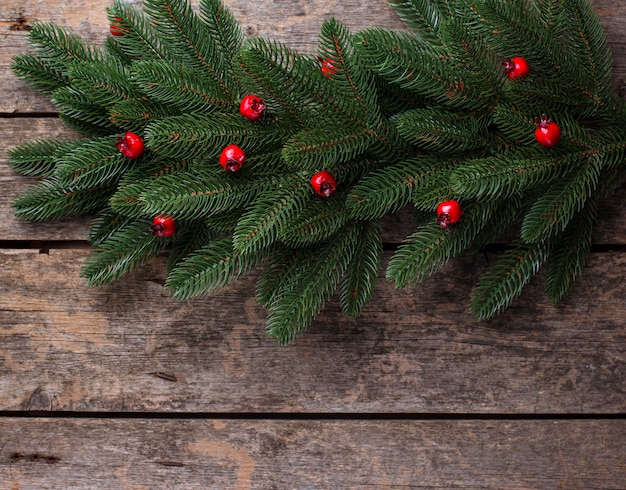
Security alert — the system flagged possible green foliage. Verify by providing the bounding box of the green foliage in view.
[233,174,311,254]
[387,199,499,288]
[166,237,268,300]
[7,0,626,343]
[470,241,551,320]
[395,109,491,152]
[340,221,383,317]
[544,198,597,301]
[81,220,172,285]
[13,178,115,222]
[8,139,75,177]
[263,224,366,344]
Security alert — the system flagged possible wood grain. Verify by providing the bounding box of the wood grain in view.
[1,248,624,413]
[1,418,625,490]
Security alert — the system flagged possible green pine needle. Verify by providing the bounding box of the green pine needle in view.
[8,139,75,177]
[166,237,267,300]
[282,126,374,170]
[520,156,601,243]
[265,225,361,344]
[387,199,498,288]
[279,190,348,247]
[82,220,171,286]
[470,241,551,321]
[340,220,383,317]
[13,178,115,222]
[395,108,490,152]
[544,199,597,302]
[233,175,311,254]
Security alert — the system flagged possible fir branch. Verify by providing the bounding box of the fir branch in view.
[280,190,349,247]
[387,0,447,46]
[282,126,374,170]
[27,21,105,66]
[386,199,498,288]
[317,18,380,123]
[134,60,234,112]
[233,174,311,254]
[491,104,537,145]
[198,0,244,75]
[464,0,607,109]
[8,139,76,177]
[11,54,68,95]
[144,113,286,159]
[13,178,115,222]
[439,17,504,101]
[256,245,304,310]
[347,156,448,220]
[108,0,168,61]
[166,219,214,272]
[470,241,551,320]
[236,38,319,129]
[166,237,268,300]
[520,156,601,243]
[355,28,492,111]
[81,220,171,286]
[52,86,119,136]
[52,137,136,191]
[340,220,383,317]
[567,0,613,105]
[88,210,136,246]
[450,150,578,200]
[265,224,360,344]
[67,60,145,107]
[396,108,491,152]
[142,0,239,96]
[544,197,597,302]
[109,99,182,133]
[111,167,288,219]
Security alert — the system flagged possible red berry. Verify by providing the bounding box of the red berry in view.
[535,115,561,147]
[310,170,337,197]
[436,200,463,229]
[239,95,265,120]
[219,144,245,172]
[151,215,176,237]
[320,57,337,78]
[115,131,144,159]
[110,17,124,37]
[503,57,530,80]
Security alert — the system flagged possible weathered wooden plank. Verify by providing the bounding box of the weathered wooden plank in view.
[1,418,624,489]
[1,248,624,413]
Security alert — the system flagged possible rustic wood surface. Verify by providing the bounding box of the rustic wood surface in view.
[1,0,625,488]
[1,418,625,489]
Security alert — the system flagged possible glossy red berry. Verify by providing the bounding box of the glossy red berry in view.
[150,215,176,237]
[436,200,464,229]
[503,57,530,80]
[115,132,144,159]
[110,17,125,37]
[320,57,337,78]
[239,95,265,120]
[310,170,337,197]
[219,144,245,172]
[535,115,561,147]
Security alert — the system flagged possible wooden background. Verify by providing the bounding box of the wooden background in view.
[1,0,625,488]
